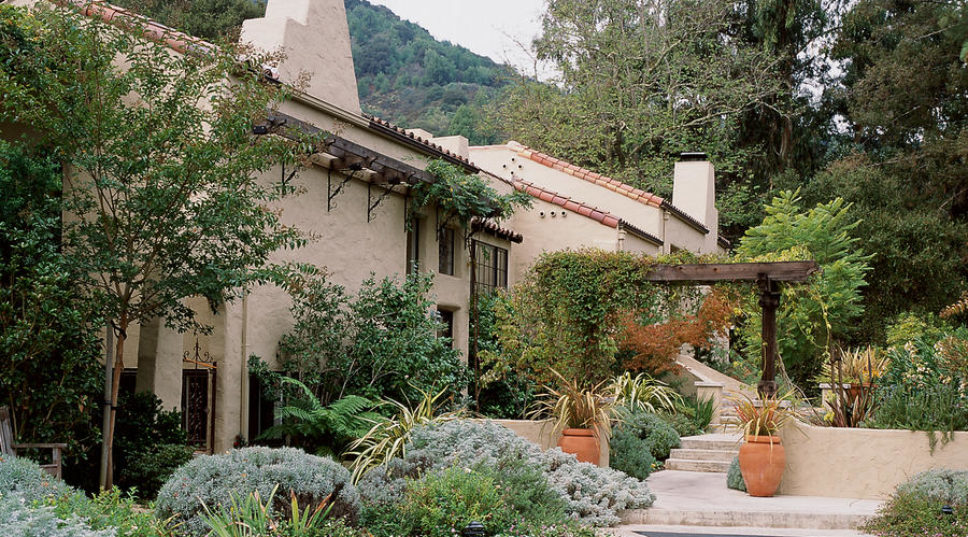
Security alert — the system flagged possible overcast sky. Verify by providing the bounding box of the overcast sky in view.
[367,0,550,78]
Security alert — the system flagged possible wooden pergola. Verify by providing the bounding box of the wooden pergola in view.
[644,261,819,398]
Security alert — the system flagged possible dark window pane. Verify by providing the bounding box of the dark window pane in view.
[407,218,420,274]
[439,227,455,275]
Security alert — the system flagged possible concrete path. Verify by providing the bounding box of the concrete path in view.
[616,470,882,534]
[607,524,873,537]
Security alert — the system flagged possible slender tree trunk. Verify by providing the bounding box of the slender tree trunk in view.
[102,314,127,490]
[98,327,113,490]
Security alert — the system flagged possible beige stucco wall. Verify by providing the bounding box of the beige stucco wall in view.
[778,421,968,499]
[471,146,664,236]
[489,419,610,467]
[507,198,622,281]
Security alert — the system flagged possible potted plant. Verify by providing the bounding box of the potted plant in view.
[816,346,889,400]
[530,370,614,465]
[728,391,798,497]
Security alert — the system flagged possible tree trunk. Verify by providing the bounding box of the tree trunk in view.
[102,315,127,490]
[98,327,113,490]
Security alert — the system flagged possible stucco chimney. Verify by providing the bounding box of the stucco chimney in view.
[240,0,362,114]
[672,153,717,228]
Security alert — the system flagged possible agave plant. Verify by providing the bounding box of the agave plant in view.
[345,386,464,482]
[609,371,682,414]
[727,391,798,438]
[528,369,615,441]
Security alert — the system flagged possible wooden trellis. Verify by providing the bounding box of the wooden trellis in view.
[643,261,819,398]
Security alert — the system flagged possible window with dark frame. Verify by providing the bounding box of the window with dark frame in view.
[473,240,508,294]
[406,218,420,274]
[438,227,455,275]
[437,308,454,348]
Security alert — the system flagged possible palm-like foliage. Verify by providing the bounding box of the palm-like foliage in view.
[609,372,682,414]
[529,369,615,441]
[345,386,464,482]
[727,391,798,438]
[258,378,382,456]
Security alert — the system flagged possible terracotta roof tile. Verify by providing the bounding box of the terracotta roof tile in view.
[365,115,480,169]
[506,141,665,209]
[514,181,619,229]
[472,217,523,243]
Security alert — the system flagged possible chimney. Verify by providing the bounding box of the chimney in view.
[672,153,719,248]
[429,135,470,160]
[240,0,362,114]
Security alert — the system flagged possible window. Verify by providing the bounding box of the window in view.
[473,240,508,294]
[438,227,455,275]
[437,308,454,348]
[248,373,279,445]
[406,218,420,274]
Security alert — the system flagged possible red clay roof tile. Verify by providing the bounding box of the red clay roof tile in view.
[514,181,619,229]
[505,141,664,209]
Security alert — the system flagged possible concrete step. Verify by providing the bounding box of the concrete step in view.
[620,507,873,530]
[664,458,731,472]
[668,448,738,462]
[679,435,741,451]
[706,422,743,434]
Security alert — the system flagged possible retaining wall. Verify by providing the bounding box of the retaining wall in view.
[779,421,968,499]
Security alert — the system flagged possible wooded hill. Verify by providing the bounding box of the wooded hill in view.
[111,0,512,144]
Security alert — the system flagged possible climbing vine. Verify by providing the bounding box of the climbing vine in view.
[409,160,531,240]
[482,249,734,387]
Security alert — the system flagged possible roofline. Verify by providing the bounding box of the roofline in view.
[514,180,620,229]
[717,235,732,250]
[619,220,663,246]
[661,200,709,234]
[472,218,524,244]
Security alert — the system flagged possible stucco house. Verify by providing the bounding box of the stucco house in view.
[6,0,728,453]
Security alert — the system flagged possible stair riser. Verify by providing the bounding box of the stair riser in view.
[680,439,741,451]
[664,459,731,472]
[668,448,738,462]
[620,509,871,530]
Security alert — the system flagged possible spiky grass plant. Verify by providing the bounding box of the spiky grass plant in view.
[817,345,890,384]
[609,371,682,414]
[346,386,464,482]
[727,391,798,438]
[529,369,615,442]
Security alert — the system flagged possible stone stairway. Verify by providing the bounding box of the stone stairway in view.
[664,433,741,472]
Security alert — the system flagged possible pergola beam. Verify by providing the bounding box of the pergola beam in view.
[643,261,819,399]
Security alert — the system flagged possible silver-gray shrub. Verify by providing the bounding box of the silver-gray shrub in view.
[155,446,360,536]
[357,420,654,526]
[0,494,113,537]
[0,455,74,502]
[896,468,968,505]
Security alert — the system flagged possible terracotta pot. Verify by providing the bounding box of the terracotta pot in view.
[846,382,874,403]
[558,428,600,465]
[738,435,785,497]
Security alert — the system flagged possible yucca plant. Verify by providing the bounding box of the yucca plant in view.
[610,371,682,414]
[529,369,615,441]
[200,485,333,537]
[257,377,383,456]
[345,386,464,482]
[727,391,798,438]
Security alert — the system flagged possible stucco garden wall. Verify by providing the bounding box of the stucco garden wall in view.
[489,419,610,468]
[779,421,968,499]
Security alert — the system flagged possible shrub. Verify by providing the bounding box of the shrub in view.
[726,457,746,492]
[658,411,704,438]
[358,420,654,527]
[865,469,968,537]
[120,444,194,501]
[0,455,74,501]
[621,409,680,460]
[50,489,166,537]
[0,494,112,537]
[156,447,359,536]
[608,428,656,480]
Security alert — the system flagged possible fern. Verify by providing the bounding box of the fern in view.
[941,291,968,319]
[257,377,382,456]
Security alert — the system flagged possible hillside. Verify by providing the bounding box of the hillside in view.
[109,0,513,144]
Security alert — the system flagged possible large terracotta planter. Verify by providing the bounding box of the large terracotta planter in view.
[738,435,786,497]
[558,428,599,465]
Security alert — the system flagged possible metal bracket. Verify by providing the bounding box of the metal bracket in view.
[367,182,395,222]
[327,168,356,212]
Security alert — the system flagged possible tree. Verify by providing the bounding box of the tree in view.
[0,4,308,488]
[736,191,871,387]
[497,0,788,202]
[0,142,104,462]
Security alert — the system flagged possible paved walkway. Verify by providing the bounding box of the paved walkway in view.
[611,470,883,537]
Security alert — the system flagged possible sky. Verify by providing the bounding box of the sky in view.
[366,0,550,78]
